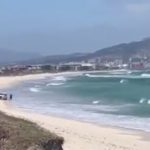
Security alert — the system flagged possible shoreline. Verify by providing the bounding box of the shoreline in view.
[0,72,150,150]
[0,69,135,88]
[0,101,150,150]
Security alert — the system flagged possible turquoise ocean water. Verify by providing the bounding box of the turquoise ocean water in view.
[9,71,150,132]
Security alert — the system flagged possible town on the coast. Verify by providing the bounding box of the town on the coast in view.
[0,55,149,76]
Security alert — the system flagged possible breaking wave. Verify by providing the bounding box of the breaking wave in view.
[46,76,67,86]
[13,71,150,132]
[139,98,146,104]
[139,98,150,104]
[147,100,150,104]
[141,73,150,77]
[29,87,40,93]
[85,73,150,79]
[46,82,65,86]
[92,100,100,104]
[52,76,67,81]
[120,79,128,84]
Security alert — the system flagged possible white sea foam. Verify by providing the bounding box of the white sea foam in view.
[85,74,100,78]
[78,103,123,112]
[109,70,132,75]
[139,98,150,104]
[14,95,150,132]
[138,98,150,104]
[127,71,132,74]
[92,100,100,104]
[24,102,150,132]
[15,71,150,132]
[147,100,150,104]
[139,98,146,104]
[85,73,150,79]
[141,73,150,78]
[29,87,40,93]
[120,79,128,84]
[52,76,67,81]
[46,82,64,86]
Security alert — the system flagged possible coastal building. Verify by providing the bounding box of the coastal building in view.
[129,57,144,70]
[57,63,81,71]
[56,62,96,71]
[79,63,95,71]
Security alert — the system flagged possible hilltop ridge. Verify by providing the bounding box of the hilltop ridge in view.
[24,38,150,65]
[1,37,150,65]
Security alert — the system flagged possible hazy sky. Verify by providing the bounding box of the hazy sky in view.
[0,0,150,55]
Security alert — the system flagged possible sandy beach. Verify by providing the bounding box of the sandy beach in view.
[0,73,150,150]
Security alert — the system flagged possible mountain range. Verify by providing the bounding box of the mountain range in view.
[1,37,150,65]
[24,37,150,64]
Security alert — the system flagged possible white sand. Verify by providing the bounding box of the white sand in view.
[0,73,150,150]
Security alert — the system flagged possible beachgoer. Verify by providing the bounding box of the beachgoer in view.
[10,94,13,100]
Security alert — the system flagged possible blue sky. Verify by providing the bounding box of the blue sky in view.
[0,0,150,55]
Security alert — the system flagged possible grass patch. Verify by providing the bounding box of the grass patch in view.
[0,112,64,150]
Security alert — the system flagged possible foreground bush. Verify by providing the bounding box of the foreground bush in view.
[0,112,64,150]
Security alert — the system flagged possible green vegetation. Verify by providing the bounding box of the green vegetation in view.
[0,112,64,150]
